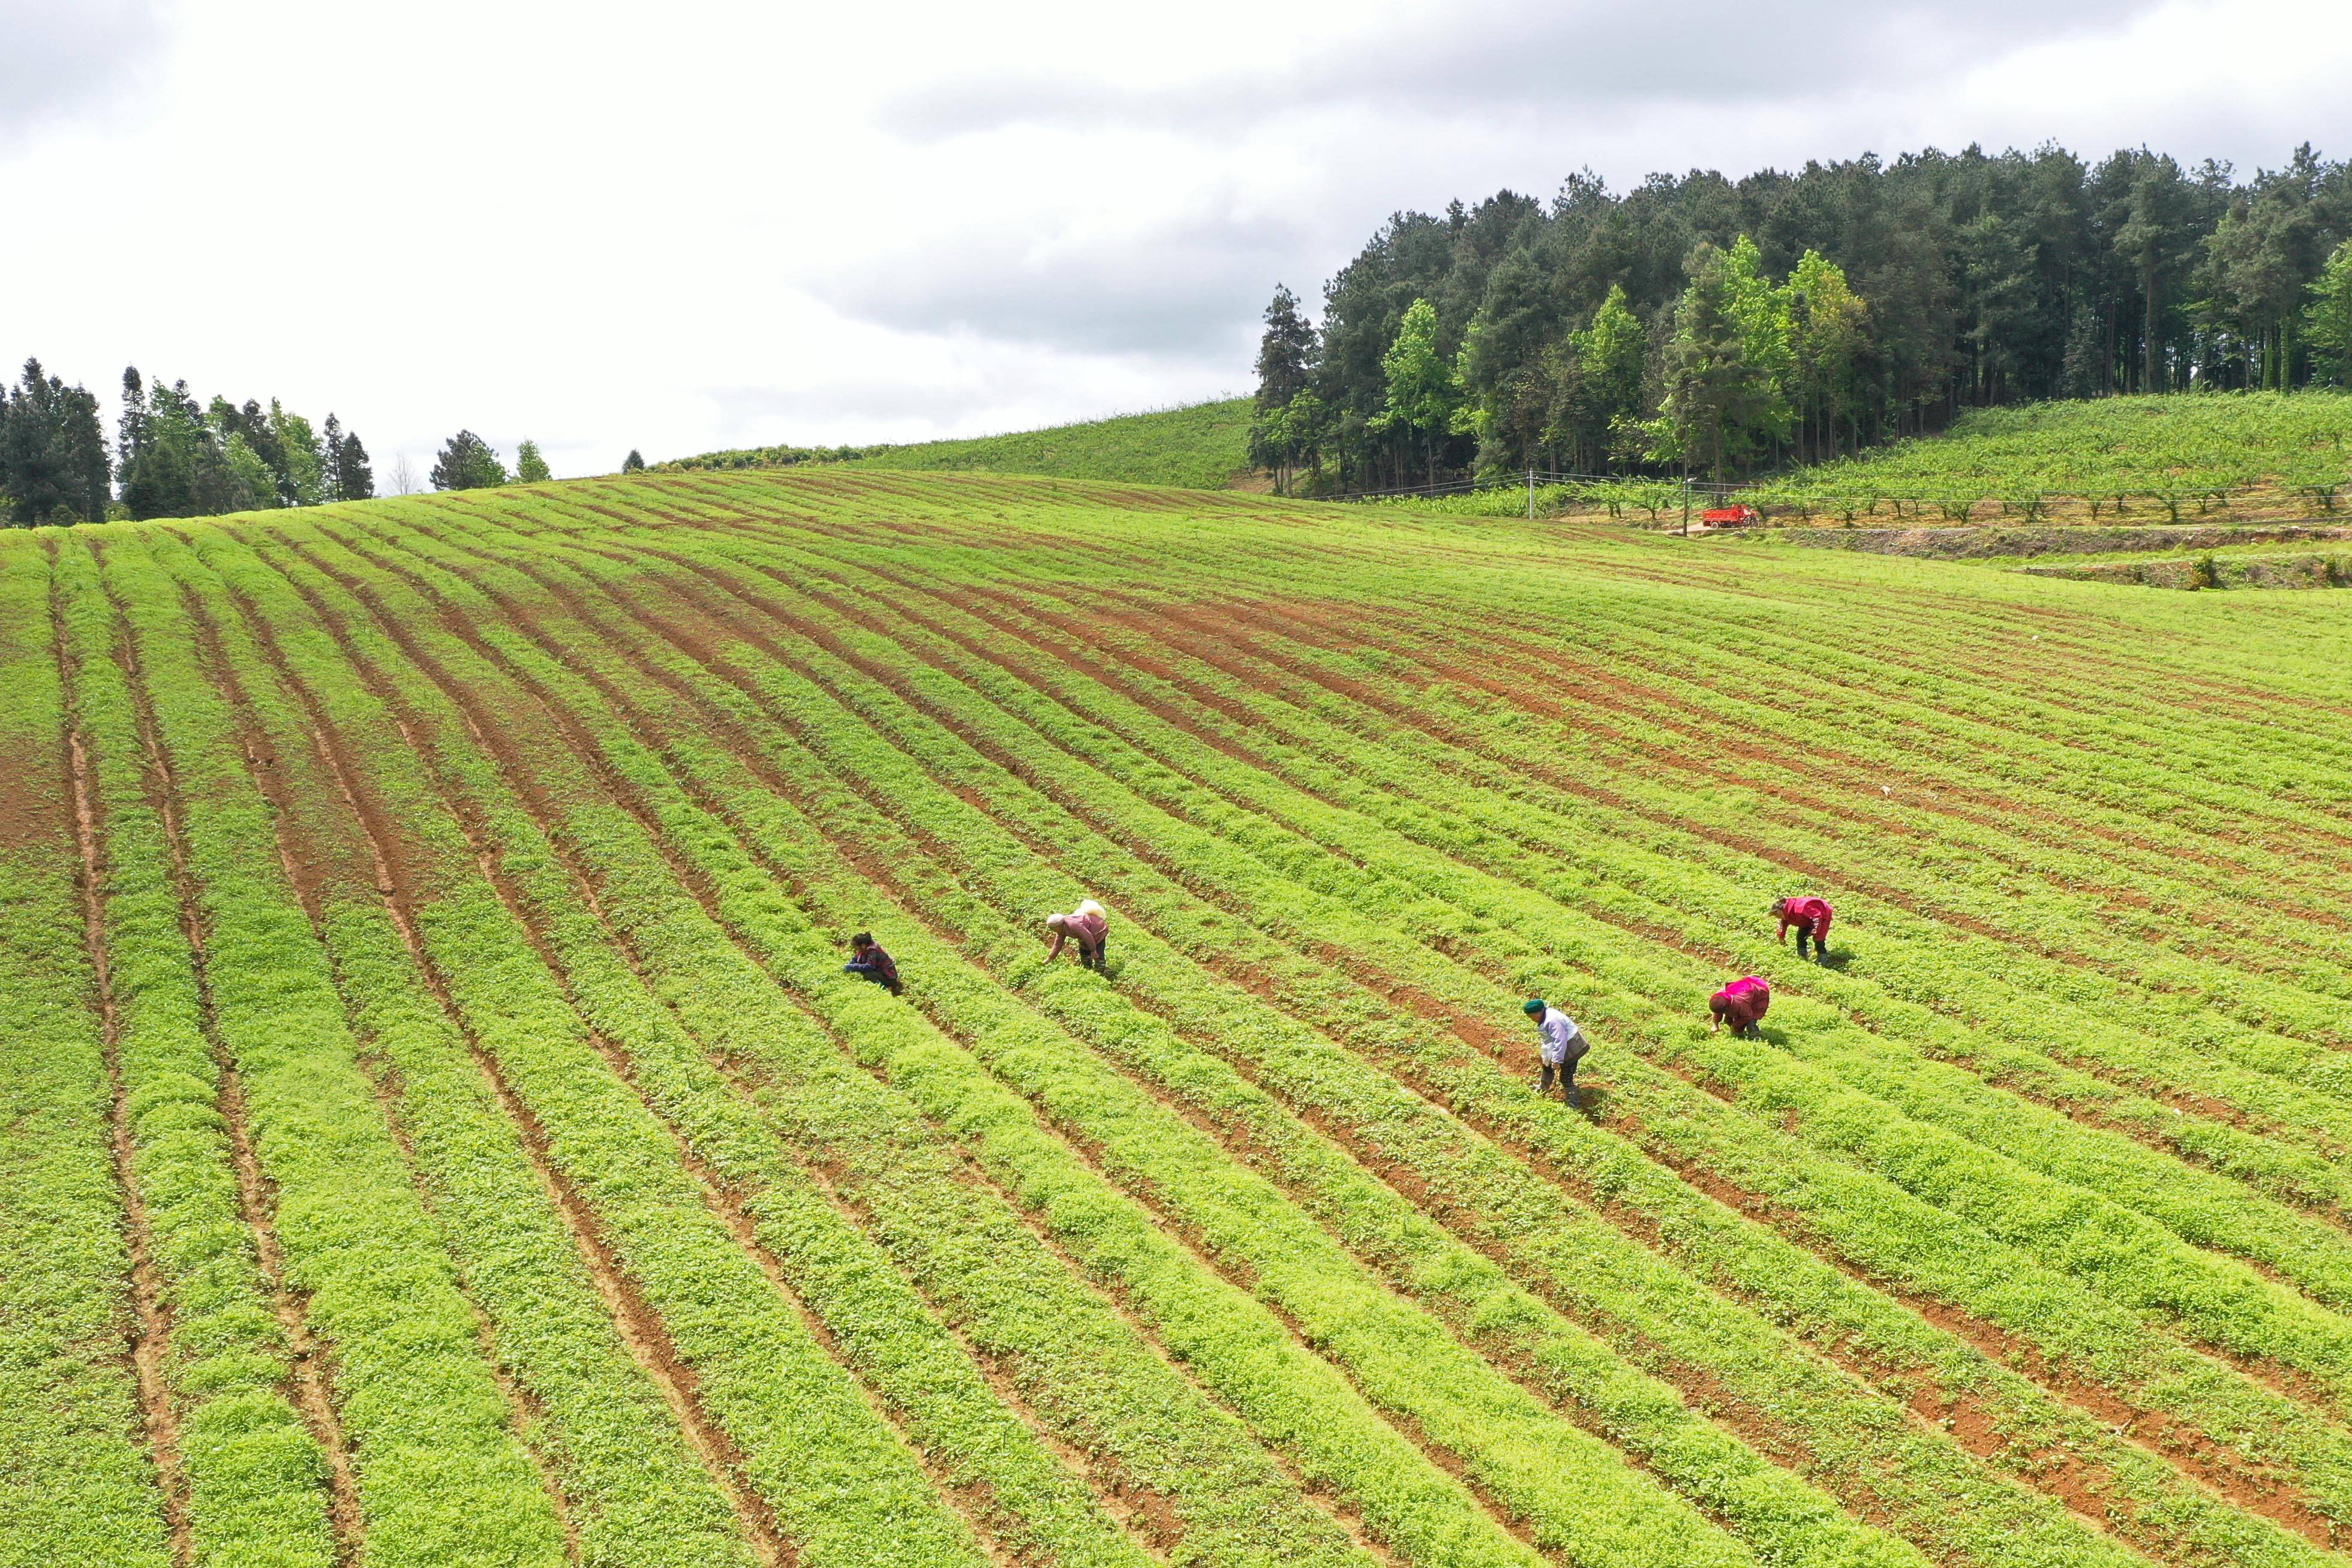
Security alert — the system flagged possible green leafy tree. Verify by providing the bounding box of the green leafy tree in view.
[1722,236,1794,453]
[267,400,326,505]
[223,433,279,509]
[1375,298,1460,486]
[515,439,552,483]
[622,448,646,473]
[431,429,508,490]
[1546,284,1646,473]
[1783,251,1869,461]
[2203,176,2321,389]
[2305,239,2352,388]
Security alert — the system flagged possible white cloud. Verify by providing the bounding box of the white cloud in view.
[1,0,2346,480]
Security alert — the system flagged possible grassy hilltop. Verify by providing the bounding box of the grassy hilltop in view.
[10,466,2352,1567]
[661,396,1255,491]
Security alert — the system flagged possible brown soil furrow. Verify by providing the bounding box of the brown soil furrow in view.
[180,563,800,1568]
[1242,589,2352,971]
[417,515,2293,1550]
[346,518,1569,1564]
[88,550,368,1564]
[196,681,583,1561]
[636,534,2352,1508]
[1060,588,2352,1173]
[44,544,193,1565]
[652,546,2350,1549]
[1137,588,2349,973]
[1024,579,2352,1148]
[283,521,1384,1566]
[775,551,2333,1191]
[702,503,2352,988]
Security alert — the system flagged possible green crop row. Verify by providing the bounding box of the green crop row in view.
[154,525,1010,1568]
[624,515,2352,1503]
[75,531,572,1567]
[147,523,774,1568]
[393,495,2332,1565]
[0,536,175,1568]
[244,513,1390,1567]
[307,504,1779,1568]
[51,536,343,1568]
[993,573,2352,1249]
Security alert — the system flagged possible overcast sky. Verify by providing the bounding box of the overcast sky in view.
[5,0,2348,481]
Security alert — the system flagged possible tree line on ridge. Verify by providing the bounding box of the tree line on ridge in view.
[1251,142,2352,489]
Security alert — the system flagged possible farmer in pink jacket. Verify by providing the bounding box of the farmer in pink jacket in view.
[1710,975,1771,1038]
[1774,895,1834,964]
[1044,899,1110,972]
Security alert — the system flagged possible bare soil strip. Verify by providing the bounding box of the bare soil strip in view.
[185,565,797,1568]
[44,545,193,1566]
[90,552,368,1564]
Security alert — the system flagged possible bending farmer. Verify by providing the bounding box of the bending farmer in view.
[1773,895,1834,963]
[1710,975,1770,1038]
[1521,998,1590,1107]
[842,932,902,995]
[1044,899,1110,972]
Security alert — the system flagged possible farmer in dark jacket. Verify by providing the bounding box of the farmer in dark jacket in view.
[843,932,902,995]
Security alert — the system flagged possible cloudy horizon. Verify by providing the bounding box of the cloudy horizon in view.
[5,0,2348,482]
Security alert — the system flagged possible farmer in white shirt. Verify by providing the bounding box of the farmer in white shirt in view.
[1522,997,1589,1107]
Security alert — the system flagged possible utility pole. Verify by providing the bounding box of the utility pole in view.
[1681,461,1692,537]
[1527,465,1535,521]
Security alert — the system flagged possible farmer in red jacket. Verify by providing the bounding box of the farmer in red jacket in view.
[1774,895,1834,964]
[1710,975,1770,1037]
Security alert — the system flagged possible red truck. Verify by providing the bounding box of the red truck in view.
[1699,503,1763,527]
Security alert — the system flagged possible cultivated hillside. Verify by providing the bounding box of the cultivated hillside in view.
[1752,391,2352,518]
[8,470,2352,1568]
[662,396,1255,490]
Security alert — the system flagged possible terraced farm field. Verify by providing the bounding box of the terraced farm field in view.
[11,468,2352,1568]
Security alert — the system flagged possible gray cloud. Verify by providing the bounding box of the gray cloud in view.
[0,0,173,143]
[890,0,2163,142]
[806,206,1312,358]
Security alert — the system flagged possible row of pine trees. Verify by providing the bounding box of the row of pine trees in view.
[0,361,376,526]
[1253,142,2352,489]
[0,359,611,527]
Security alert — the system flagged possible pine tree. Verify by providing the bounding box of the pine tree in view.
[1249,285,1317,489]
[320,414,346,501]
[514,439,552,483]
[0,359,112,524]
[430,430,508,490]
[1655,245,1776,482]
[335,430,376,500]
[622,449,646,473]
